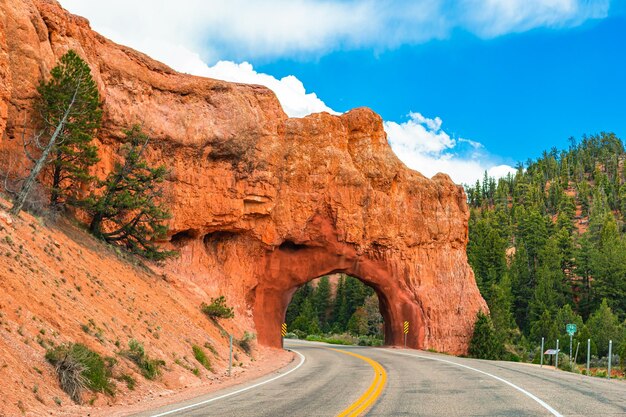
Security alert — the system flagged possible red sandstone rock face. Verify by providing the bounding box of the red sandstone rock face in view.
[1,0,487,354]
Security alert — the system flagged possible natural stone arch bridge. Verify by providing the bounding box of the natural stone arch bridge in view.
[1,0,486,353]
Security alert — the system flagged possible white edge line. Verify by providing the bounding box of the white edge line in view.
[380,349,563,417]
[148,349,306,417]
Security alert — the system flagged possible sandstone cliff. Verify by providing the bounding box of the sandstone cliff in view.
[0,0,487,363]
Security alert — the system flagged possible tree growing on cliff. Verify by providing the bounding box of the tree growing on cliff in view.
[82,125,173,260]
[10,50,101,215]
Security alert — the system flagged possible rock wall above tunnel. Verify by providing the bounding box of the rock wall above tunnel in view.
[0,0,487,354]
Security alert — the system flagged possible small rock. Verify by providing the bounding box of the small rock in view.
[0,212,12,226]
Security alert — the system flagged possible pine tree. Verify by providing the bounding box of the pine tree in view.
[40,50,101,208]
[468,311,503,360]
[488,273,516,346]
[312,276,331,330]
[292,298,320,335]
[590,215,626,316]
[509,244,533,332]
[10,50,101,214]
[83,125,173,260]
[586,300,622,357]
[528,238,567,338]
[286,283,312,326]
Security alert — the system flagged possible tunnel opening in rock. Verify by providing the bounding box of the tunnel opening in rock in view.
[283,274,386,346]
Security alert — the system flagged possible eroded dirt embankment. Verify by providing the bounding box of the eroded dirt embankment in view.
[0,200,292,417]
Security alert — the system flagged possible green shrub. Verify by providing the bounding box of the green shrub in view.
[237,332,255,355]
[45,343,114,403]
[120,339,165,380]
[118,373,136,390]
[305,333,357,345]
[203,341,218,356]
[192,345,212,372]
[358,335,383,346]
[201,296,234,319]
[291,329,307,339]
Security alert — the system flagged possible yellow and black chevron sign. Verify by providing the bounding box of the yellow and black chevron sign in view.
[403,321,409,334]
[281,323,287,337]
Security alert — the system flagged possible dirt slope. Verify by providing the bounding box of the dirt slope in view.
[0,199,291,416]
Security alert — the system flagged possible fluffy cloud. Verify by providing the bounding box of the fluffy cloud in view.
[384,113,516,184]
[58,0,610,61]
[196,61,337,118]
[57,0,527,184]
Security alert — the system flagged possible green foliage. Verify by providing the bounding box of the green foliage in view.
[83,125,174,260]
[305,334,357,345]
[118,373,136,390]
[586,300,622,357]
[237,332,255,355]
[192,345,212,372]
[286,274,382,342]
[201,296,235,319]
[45,343,114,403]
[120,339,165,380]
[36,50,102,208]
[465,133,626,359]
[468,311,504,360]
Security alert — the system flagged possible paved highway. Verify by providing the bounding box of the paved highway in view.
[132,340,626,417]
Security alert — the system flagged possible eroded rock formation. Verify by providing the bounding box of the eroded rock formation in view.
[1,0,487,353]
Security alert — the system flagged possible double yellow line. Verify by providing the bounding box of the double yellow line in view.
[331,348,387,417]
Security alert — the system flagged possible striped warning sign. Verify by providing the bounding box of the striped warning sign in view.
[281,323,287,337]
[403,321,409,334]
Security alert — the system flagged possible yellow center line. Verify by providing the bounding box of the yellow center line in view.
[330,348,387,417]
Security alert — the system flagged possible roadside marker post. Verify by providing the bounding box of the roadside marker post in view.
[555,340,559,370]
[228,334,233,377]
[540,337,544,368]
[403,321,409,348]
[586,339,591,376]
[607,340,612,379]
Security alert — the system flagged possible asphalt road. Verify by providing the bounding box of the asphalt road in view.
[132,340,626,417]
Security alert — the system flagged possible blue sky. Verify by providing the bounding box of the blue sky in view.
[257,15,626,162]
[59,0,626,184]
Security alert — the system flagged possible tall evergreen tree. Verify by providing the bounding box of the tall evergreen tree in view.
[312,276,331,330]
[82,125,172,260]
[10,50,101,214]
[587,300,622,357]
[469,311,503,360]
[40,50,101,208]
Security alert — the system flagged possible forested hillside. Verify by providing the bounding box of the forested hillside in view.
[466,132,626,361]
[285,275,383,345]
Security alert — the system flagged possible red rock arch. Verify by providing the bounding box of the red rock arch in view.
[0,1,487,354]
[256,242,426,348]
[251,210,478,353]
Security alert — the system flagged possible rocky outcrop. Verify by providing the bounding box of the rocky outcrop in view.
[0,0,487,353]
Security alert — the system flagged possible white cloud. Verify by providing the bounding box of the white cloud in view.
[58,0,610,61]
[56,0,528,184]
[197,61,337,118]
[460,0,610,37]
[384,113,516,184]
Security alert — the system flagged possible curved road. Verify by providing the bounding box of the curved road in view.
[132,340,626,417]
